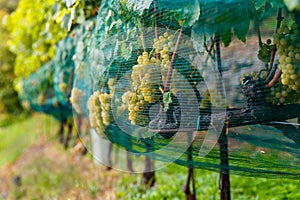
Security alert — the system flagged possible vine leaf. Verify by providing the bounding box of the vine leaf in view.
[221,29,232,47]
[157,0,200,27]
[233,17,250,43]
[255,0,267,9]
[268,0,285,8]
[126,0,153,14]
[191,23,205,53]
[163,91,172,112]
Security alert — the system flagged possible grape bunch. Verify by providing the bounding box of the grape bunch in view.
[87,91,104,132]
[239,71,259,85]
[257,39,273,63]
[37,93,46,105]
[69,87,86,114]
[268,22,300,104]
[123,31,202,126]
[87,78,116,130]
[122,52,162,125]
[58,82,67,93]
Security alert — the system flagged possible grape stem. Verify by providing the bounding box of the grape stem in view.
[268,7,284,71]
[255,19,263,48]
[266,69,281,88]
[163,26,183,92]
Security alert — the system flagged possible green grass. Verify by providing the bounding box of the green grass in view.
[116,164,300,200]
[0,113,57,166]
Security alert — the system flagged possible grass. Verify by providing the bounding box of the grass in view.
[0,113,57,166]
[116,164,300,200]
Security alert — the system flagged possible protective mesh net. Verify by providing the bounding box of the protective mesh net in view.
[19,28,82,120]
[53,32,76,109]
[70,18,97,116]
[19,61,72,120]
[75,0,300,178]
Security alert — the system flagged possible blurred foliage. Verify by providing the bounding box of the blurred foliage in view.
[0,2,24,126]
[6,0,99,81]
[54,0,99,31]
[0,0,18,13]
[284,0,300,11]
[6,0,68,79]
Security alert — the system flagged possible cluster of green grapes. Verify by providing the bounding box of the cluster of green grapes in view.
[239,71,261,85]
[122,52,162,125]
[58,83,67,93]
[257,39,273,63]
[69,87,86,114]
[37,93,46,105]
[200,90,227,109]
[269,22,300,104]
[87,91,104,132]
[99,93,112,126]
[87,78,116,130]
[22,100,31,110]
[266,85,299,104]
[121,31,202,125]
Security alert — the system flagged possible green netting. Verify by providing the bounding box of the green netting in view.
[18,28,82,120]
[19,61,72,120]
[70,18,97,116]
[53,32,76,108]
[82,0,300,178]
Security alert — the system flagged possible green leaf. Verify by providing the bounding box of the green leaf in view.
[221,29,232,47]
[255,0,267,9]
[163,91,172,112]
[268,0,285,8]
[233,17,250,43]
[127,0,153,14]
[183,0,201,27]
[191,24,206,53]
[157,0,200,27]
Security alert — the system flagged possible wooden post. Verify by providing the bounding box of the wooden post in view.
[59,120,66,143]
[64,120,73,149]
[218,129,230,200]
[126,149,134,173]
[183,132,196,200]
[142,156,156,187]
[106,143,113,170]
[142,142,156,187]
